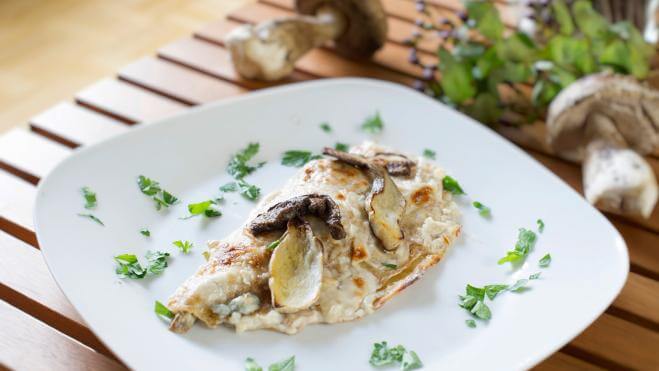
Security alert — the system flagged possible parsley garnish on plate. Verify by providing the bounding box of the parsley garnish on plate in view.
[114,251,169,279]
[140,228,150,237]
[145,251,170,275]
[78,213,104,226]
[154,300,174,319]
[382,263,398,270]
[334,142,349,152]
[183,200,222,219]
[137,175,179,210]
[537,219,545,232]
[539,253,551,268]
[227,142,265,179]
[320,122,332,133]
[361,111,384,134]
[81,186,97,209]
[173,240,193,254]
[422,149,436,159]
[220,182,238,192]
[497,228,537,265]
[369,341,422,371]
[529,272,542,280]
[245,357,263,371]
[281,150,322,167]
[442,175,465,195]
[465,319,477,328]
[268,356,295,371]
[220,180,260,201]
[472,201,491,217]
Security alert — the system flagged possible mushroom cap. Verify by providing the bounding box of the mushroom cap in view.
[547,72,659,162]
[296,0,388,58]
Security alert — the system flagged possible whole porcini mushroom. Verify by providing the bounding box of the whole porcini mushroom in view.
[225,0,387,81]
[547,72,659,218]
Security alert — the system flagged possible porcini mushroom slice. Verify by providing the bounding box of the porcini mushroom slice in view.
[269,219,323,313]
[323,147,407,251]
[584,140,658,218]
[169,312,196,334]
[248,194,345,239]
[372,152,416,177]
[365,166,406,251]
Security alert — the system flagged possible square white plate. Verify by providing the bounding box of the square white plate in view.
[34,78,628,371]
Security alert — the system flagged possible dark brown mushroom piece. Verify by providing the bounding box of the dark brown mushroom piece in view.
[225,0,387,81]
[372,152,416,177]
[248,194,345,240]
[322,147,406,251]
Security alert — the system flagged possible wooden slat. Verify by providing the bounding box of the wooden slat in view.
[568,314,659,370]
[119,57,246,105]
[614,219,659,280]
[159,37,312,90]
[76,78,187,124]
[534,352,605,371]
[0,299,125,371]
[227,3,435,78]
[0,171,37,246]
[30,102,128,148]
[0,231,118,358]
[0,129,71,184]
[612,272,659,329]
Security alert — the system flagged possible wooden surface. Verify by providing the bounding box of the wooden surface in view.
[0,0,658,370]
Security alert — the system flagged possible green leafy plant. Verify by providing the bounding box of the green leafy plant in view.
[409,0,654,125]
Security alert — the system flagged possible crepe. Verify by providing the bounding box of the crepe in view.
[167,142,461,334]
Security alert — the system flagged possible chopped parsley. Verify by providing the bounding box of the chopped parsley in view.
[267,356,295,371]
[220,180,260,201]
[140,228,150,237]
[422,149,436,159]
[81,186,97,209]
[382,263,398,270]
[281,150,322,167]
[484,284,508,300]
[154,300,174,319]
[472,201,491,217]
[227,143,265,179]
[508,278,528,292]
[529,272,542,280]
[145,251,170,275]
[78,213,104,226]
[369,341,422,370]
[184,200,222,219]
[266,239,281,251]
[537,219,545,232]
[465,319,477,328]
[361,111,384,134]
[114,251,169,279]
[245,357,262,371]
[335,142,349,152]
[539,254,551,268]
[220,182,238,192]
[497,228,537,265]
[320,122,332,133]
[173,240,193,254]
[137,175,179,210]
[442,175,465,195]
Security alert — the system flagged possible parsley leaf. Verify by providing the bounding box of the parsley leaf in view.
[184,200,222,218]
[114,254,146,279]
[237,179,260,200]
[361,111,384,134]
[267,356,295,371]
[173,240,193,254]
[484,284,509,300]
[140,228,150,237]
[245,357,263,371]
[498,228,537,265]
[266,239,281,251]
[537,219,545,232]
[81,186,97,209]
[227,143,264,179]
[472,201,491,217]
[442,175,465,195]
[137,175,179,210]
[220,182,238,192]
[320,122,332,133]
[539,253,551,267]
[470,300,492,319]
[281,150,322,167]
[154,300,174,319]
[78,213,104,226]
[369,341,422,370]
[382,263,398,269]
[145,250,170,275]
[334,142,349,152]
[465,319,477,328]
[401,351,423,371]
[422,148,436,159]
[529,272,542,280]
[508,278,529,292]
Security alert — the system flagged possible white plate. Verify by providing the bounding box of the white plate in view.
[35,78,628,371]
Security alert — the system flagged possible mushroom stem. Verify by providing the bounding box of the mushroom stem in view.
[583,140,658,218]
[225,6,347,81]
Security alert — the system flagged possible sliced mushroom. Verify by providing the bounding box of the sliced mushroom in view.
[248,194,345,239]
[372,152,416,176]
[169,312,196,334]
[323,147,406,251]
[269,219,323,313]
[547,72,659,218]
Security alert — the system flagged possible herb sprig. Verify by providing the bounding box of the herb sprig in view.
[369,341,422,371]
[498,228,537,265]
[281,150,322,167]
[114,251,170,279]
[137,175,179,210]
[361,111,384,134]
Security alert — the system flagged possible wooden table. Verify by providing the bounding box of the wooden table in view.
[1,1,658,370]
